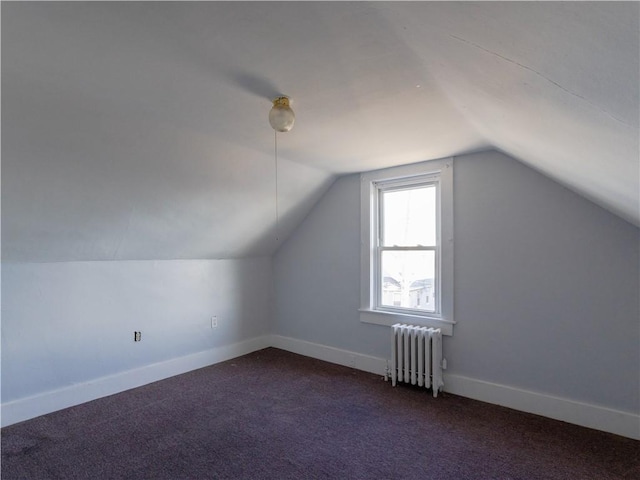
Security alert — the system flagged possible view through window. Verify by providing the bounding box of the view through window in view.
[378,184,437,313]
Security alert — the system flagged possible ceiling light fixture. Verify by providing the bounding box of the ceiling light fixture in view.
[269,96,295,243]
[269,96,295,132]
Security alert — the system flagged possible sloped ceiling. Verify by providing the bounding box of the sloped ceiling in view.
[2,2,638,262]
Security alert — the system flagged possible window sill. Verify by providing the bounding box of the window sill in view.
[359,309,454,336]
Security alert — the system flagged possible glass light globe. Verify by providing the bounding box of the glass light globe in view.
[269,97,295,132]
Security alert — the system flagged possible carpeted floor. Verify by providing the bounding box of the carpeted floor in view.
[1,348,638,479]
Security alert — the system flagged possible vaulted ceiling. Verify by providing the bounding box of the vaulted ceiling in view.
[3,2,638,262]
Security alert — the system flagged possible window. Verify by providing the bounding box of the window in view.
[360,158,454,335]
[378,181,437,313]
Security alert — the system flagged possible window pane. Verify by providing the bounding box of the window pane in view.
[380,250,435,312]
[381,185,436,247]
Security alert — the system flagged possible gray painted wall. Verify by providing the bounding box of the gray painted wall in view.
[2,258,272,403]
[273,150,639,414]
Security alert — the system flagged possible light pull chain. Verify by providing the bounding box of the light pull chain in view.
[274,130,279,242]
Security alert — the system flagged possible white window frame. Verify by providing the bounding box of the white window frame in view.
[359,157,454,335]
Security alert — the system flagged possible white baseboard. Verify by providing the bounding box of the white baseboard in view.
[443,374,640,440]
[1,335,271,428]
[269,335,639,440]
[4,334,638,441]
[270,335,387,376]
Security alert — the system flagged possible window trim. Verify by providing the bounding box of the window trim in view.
[360,157,454,336]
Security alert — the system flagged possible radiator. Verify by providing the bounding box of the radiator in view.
[390,323,444,397]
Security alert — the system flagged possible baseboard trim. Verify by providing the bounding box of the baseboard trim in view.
[269,335,639,440]
[270,335,387,376]
[4,334,638,440]
[443,374,640,440]
[1,335,271,428]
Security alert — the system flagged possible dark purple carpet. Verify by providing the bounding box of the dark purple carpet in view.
[2,348,638,479]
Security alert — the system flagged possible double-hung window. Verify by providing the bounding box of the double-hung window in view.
[360,158,454,335]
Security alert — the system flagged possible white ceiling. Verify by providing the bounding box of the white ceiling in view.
[2,2,638,262]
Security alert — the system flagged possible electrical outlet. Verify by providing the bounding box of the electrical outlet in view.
[134,331,141,342]
[211,316,218,328]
